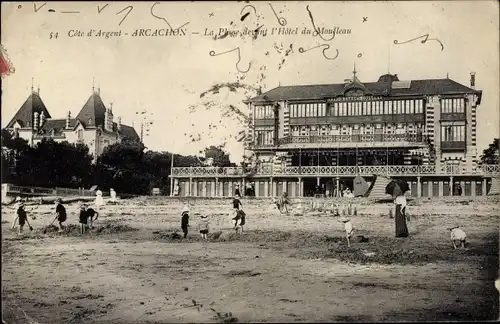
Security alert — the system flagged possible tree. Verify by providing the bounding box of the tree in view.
[14,138,93,187]
[96,141,149,195]
[202,145,233,167]
[480,138,500,165]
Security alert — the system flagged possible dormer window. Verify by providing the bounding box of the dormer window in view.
[88,118,93,125]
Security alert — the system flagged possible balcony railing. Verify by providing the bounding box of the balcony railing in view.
[171,164,500,177]
[441,141,466,151]
[278,133,425,145]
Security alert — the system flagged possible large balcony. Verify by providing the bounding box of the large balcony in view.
[171,164,500,178]
[252,133,427,150]
[280,133,424,145]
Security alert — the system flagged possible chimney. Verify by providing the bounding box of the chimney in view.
[117,116,122,131]
[470,72,476,89]
[66,111,71,129]
[40,111,46,127]
[33,112,40,129]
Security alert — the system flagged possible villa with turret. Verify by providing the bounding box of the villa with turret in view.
[170,69,499,197]
[3,86,140,161]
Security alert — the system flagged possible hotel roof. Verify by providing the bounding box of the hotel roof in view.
[246,74,482,103]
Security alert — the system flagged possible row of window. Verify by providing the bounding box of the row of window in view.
[441,121,466,142]
[290,124,422,136]
[288,100,425,118]
[254,98,467,119]
[254,105,275,119]
[255,130,274,145]
[441,98,465,114]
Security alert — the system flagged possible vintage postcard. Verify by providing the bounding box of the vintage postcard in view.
[1,1,499,323]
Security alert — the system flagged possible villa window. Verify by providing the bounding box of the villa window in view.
[441,121,465,142]
[77,129,83,139]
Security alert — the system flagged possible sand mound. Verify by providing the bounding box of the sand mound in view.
[209,231,223,240]
[36,223,138,236]
[95,224,138,234]
[218,231,239,242]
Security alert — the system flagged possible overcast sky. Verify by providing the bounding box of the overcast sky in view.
[2,1,499,162]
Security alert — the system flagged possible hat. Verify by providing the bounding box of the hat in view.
[340,217,350,223]
[200,214,208,219]
[56,198,62,203]
[15,196,22,202]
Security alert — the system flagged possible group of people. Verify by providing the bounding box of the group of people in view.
[180,203,211,240]
[179,193,247,239]
[10,196,100,236]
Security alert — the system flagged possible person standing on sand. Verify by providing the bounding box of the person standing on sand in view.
[181,205,190,238]
[198,214,210,240]
[12,201,33,235]
[10,196,23,230]
[51,198,67,232]
[232,195,243,227]
[95,189,105,208]
[394,194,409,238]
[79,204,89,235]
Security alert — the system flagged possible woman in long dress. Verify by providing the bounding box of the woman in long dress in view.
[394,194,409,237]
[95,189,105,208]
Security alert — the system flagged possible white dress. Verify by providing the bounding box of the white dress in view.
[95,190,105,207]
[110,190,117,203]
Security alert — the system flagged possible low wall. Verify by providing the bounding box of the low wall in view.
[1,183,96,200]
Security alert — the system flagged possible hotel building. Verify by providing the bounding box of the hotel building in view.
[171,70,499,197]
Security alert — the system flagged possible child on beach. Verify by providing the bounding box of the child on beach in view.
[51,198,67,232]
[232,195,244,229]
[79,204,89,235]
[181,205,190,238]
[11,200,33,235]
[86,205,99,229]
[198,214,210,240]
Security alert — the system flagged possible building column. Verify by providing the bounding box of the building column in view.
[193,180,198,197]
[283,180,288,195]
[214,178,219,196]
[188,178,192,196]
[272,178,277,196]
[336,177,340,197]
[316,177,320,186]
[460,180,466,196]
[255,180,260,197]
[228,181,233,196]
[291,179,296,197]
[471,181,476,197]
[264,180,269,197]
[298,177,303,197]
[438,180,444,196]
[450,176,454,196]
[417,176,421,197]
[482,178,487,196]
[210,180,216,197]
[201,181,206,197]
[219,181,224,197]
[428,181,433,197]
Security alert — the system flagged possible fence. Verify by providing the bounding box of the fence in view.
[1,183,97,199]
